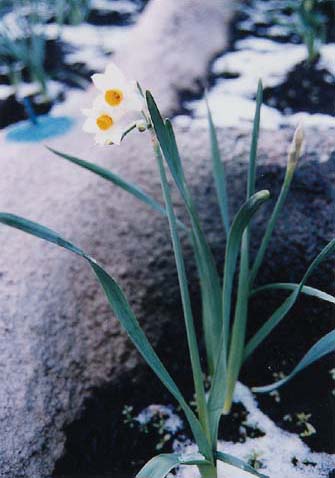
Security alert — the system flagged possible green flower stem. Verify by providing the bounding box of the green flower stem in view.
[198,463,218,478]
[151,133,212,455]
[121,123,137,141]
[223,232,249,414]
[223,82,262,413]
[249,125,303,286]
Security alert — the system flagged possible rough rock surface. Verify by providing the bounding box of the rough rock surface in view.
[0,0,235,477]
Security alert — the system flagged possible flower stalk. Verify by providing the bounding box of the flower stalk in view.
[249,123,304,286]
[150,130,212,455]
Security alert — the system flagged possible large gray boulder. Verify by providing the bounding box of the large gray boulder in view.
[0,0,236,476]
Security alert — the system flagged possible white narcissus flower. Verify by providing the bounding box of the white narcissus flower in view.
[82,96,130,145]
[91,62,143,114]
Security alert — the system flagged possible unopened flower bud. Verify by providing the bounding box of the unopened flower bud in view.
[288,123,304,169]
[136,120,147,132]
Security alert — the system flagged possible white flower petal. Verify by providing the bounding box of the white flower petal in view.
[91,73,110,92]
[105,62,126,84]
[83,117,98,133]
[82,108,92,116]
[94,125,124,146]
[84,63,145,146]
[92,95,128,118]
[125,91,144,112]
[92,95,108,110]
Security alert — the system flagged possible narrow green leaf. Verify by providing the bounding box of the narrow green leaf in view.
[136,454,180,478]
[247,79,263,199]
[251,282,335,304]
[147,91,222,378]
[0,212,212,459]
[249,124,304,286]
[153,139,210,446]
[216,451,269,478]
[47,147,187,230]
[136,452,210,478]
[205,95,230,235]
[245,240,335,360]
[146,92,185,197]
[253,330,335,393]
[164,118,184,180]
[207,190,270,443]
[223,233,249,414]
[221,191,270,348]
[223,82,263,413]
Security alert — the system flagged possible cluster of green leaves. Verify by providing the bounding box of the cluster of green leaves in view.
[0,1,48,95]
[0,0,91,97]
[0,84,334,478]
[258,0,331,63]
[294,0,327,63]
[54,0,91,27]
[277,0,332,63]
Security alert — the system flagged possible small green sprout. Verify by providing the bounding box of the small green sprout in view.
[269,390,281,403]
[122,405,135,428]
[247,450,264,470]
[296,412,317,437]
[294,0,327,63]
[285,412,317,437]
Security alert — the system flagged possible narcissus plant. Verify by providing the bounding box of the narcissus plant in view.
[1,64,334,478]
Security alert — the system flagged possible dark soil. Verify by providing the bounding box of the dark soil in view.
[0,37,93,128]
[263,58,335,116]
[53,156,335,477]
[176,0,335,121]
[233,0,335,44]
[87,0,149,26]
[0,94,54,129]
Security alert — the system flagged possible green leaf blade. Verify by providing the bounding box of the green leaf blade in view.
[247,79,263,199]
[216,451,269,478]
[245,239,335,360]
[136,452,210,478]
[0,212,212,460]
[153,140,211,447]
[46,146,184,226]
[146,92,185,197]
[207,189,270,443]
[146,91,222,378]
[136,453,181,478]
[253,330,335,393]
[223,79,263,413]
[206,95,230,235]
[251,282,335,304]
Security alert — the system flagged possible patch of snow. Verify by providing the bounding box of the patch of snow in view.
[91,0,139,15]
[135,404,183,434]
[187,93,283,130]
[212,38,307,94]
[180,38,335,130]
[0,85,14,100]
[175,383,335,478]
[45,22,135,74]
[52,89,87,117]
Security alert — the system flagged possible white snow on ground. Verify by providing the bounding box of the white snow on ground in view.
[174,39,335,131]
[45,22,135,72]
[136,404,183,434]
[174,383,335,478]
[91,0,139,16]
